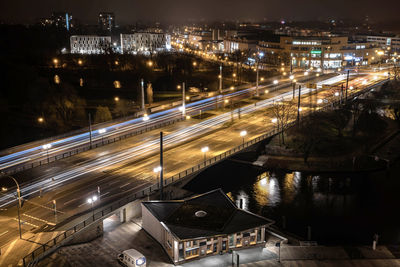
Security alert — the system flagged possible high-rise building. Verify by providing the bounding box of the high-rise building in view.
[52,12,72,31]
[99,12,115,31]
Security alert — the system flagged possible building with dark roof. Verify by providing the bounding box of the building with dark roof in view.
[141,189,274,264]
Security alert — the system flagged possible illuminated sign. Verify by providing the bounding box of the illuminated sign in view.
[311,50,322,54]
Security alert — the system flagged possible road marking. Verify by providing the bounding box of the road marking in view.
[25,199,65,214]
[108,180,120,185]
[119,182,131,188]
[0,230,9,237]
[100,192,110,197]
[78,202,87,208]
[23,213,56,226]
[13,218,39,228]
[63,198,78,206]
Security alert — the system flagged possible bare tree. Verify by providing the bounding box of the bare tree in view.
[94,106,112,123]
[271,99,297,145]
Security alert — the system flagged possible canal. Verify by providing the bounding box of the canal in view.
[184,154,400,245]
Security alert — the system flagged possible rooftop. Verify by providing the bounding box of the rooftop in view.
[142,189,273,240]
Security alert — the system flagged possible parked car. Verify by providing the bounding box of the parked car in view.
[117,249,146,267]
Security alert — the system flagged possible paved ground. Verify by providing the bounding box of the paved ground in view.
[35,217,399,267]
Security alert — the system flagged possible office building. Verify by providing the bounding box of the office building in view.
[99,12,115,31]
[120,33,171,53]
[70,35,112,54]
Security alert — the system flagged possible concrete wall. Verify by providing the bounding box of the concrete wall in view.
[67,219,104,245]
[141,204,164,244]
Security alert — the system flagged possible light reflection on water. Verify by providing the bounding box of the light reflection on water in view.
[184,159,400,244]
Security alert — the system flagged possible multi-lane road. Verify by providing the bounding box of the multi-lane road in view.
[0,67,391,249]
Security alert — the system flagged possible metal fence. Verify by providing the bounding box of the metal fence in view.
[4,117,184,175]
[21,79,388,266]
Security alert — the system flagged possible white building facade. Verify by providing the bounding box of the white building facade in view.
[70,35,112,54]
[120,33,171,54]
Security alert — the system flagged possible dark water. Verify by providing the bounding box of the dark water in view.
[184,155,400,245]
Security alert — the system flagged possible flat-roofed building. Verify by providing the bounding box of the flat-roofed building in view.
[257,36,378,69]
[120,33,171,54]
[70,35,112,54]
[141,189,274,264]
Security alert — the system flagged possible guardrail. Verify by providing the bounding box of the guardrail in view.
[3,72,332,175]
[21,78,388,266]
[4,117,184,176]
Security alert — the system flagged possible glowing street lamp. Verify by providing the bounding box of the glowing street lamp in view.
[87,195,98,216]
[0,175,22,239]
[143,114,149,130]
[240,130,247,145]
[98,128,106,144]
[38,117,44,123]
[114,96,120,102]
[42,144,52,163]
[201,146,209,162]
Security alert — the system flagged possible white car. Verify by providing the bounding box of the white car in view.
[118,249,146,267]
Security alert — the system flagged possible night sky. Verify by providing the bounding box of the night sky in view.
[0,0,399,24]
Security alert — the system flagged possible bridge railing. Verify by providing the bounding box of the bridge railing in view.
[22,78,389,266]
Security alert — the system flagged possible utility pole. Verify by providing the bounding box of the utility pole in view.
[141,79,145,111]
[297,85,301,124]
[159,132,164,200]
[219,64,223,94]
[292,82,296,99]
[345,70,350,102]
[256,60,260,97]
[182,82,186,117]
[88,113,93,149]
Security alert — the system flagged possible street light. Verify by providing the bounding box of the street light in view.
[240,130,247,145]
[0,173,22,238]
[42,144,52,163]
[114,96,120,102]
[38,117,44,123]
[87,195,98,216]
[256,52,264,97]
[98,128,106,144]
[201,146,209,162]
[143,114,149,130]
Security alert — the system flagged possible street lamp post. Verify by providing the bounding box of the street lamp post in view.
[182,82,186,117]
[240,130,247,146]
[297,85,302,123]
[201,146,209,162]
[143,114,149,130]
[219,64,223,94]
[87,195,98,217]
[1,173,22,238]
[256,52,264,97]
[88,113,93,149]
[42,144,52,163]
[141,79,145,111]
[273,80,279,92]
[98,128,106,145]
[345,70,350,102]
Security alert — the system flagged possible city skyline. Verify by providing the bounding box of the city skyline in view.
[1,0,400,25]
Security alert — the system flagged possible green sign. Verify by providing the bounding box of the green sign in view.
[311,50,322,54]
